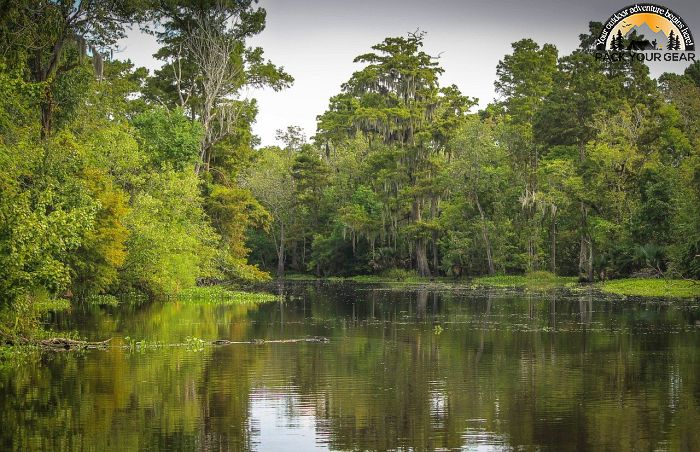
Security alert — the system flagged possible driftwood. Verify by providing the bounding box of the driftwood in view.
[212,337,330,345]
[38,337,112,350]
[33,336,329,351]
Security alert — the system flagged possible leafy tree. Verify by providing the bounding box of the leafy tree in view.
[132,107,203,169]
[144,0,293,174]
[0,0,143,136]
[317,32,473,276]
[446,117,512,274]
[494,39,558,270]
[121,167,219,295]
[241,147,296,277]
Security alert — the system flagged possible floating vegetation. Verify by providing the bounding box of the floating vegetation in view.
[599,278,700,298]
[123,336,166,352]
[176,286,278,304]
[184,336,206,351]
[35,298,71,313]
[473,272,578,291]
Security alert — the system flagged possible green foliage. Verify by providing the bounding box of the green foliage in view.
[204,183,271,282]
[121,167,220,296]
[380,268,417,282]
[69,168,130,297]
[0,289,70,343]
[0,133,98,304]
[83,294,120,307]
[132,108,203,169]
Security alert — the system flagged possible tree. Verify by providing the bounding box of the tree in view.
[121,167,220,295]
[317,32,473,276]
[0,0,142,137]
[242,147,296,277]
[132,107,203,169]
[447,117,509,274]
[145,0,293,174]
[494,39,558,270]
[667,31,676,51]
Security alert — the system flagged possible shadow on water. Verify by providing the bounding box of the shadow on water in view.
[1,281,699,451]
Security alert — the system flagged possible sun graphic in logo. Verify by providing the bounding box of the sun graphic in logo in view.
[609,13,683,50]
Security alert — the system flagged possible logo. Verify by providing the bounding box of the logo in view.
[595,3,695,62]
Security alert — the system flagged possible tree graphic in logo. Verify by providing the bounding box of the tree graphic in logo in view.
[666,30,681,50]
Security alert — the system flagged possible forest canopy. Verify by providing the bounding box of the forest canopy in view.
[1,1,699,341]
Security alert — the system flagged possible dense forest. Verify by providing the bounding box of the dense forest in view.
[246,28,700,282]
[1,1,699,341]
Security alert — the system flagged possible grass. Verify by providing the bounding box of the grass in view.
[176,286,278,304]
[598,278,700,298]
[473,271,577,290]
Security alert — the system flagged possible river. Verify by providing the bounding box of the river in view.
[1,281,699,451]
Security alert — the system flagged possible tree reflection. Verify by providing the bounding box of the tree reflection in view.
[1,283,699,450]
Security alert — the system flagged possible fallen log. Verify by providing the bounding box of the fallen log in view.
[211,337,330,345]
[31,336,328,352]
[38,337,112,350]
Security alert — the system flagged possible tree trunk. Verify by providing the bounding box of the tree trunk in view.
[475,194,495,275]
[411,199,431,277]
[40,99,52,139]
[416,239,431,277]
[277,222,285,278]
[578,204,594,282]
[431,197,439,274]
[550,211,557,274]
[577,141,593,282]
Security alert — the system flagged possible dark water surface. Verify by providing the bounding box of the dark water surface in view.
[1,281,700,451]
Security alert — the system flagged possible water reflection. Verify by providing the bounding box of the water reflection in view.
[1,282,699,451]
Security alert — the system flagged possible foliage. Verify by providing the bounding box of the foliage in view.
[473,272,577,290]
[121,167,220,296]
[132,107,203,169]
[2,10,700,344]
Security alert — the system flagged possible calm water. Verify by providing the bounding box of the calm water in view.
[1,281,700,451]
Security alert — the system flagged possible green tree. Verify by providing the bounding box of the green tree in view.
[242,147,296,277]
[0,0,142,137]
[121,167,219,295]
[494,39,558,270]
[317,32,473,276]
[144,0,293,174]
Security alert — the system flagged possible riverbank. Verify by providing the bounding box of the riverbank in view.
[283,272,700,298]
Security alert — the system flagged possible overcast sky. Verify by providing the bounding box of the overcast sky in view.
[118,0,699,146]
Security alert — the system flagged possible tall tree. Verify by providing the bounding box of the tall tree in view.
[0,0,142,137]
[145,0,293,174]
[494,39,558,270]
[317,32,473,276]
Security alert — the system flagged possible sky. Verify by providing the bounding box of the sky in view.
[117,0,699,146]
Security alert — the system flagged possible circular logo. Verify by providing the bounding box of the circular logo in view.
[596,3,694,51]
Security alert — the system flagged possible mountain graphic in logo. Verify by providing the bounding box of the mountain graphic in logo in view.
[626,22,668,48]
